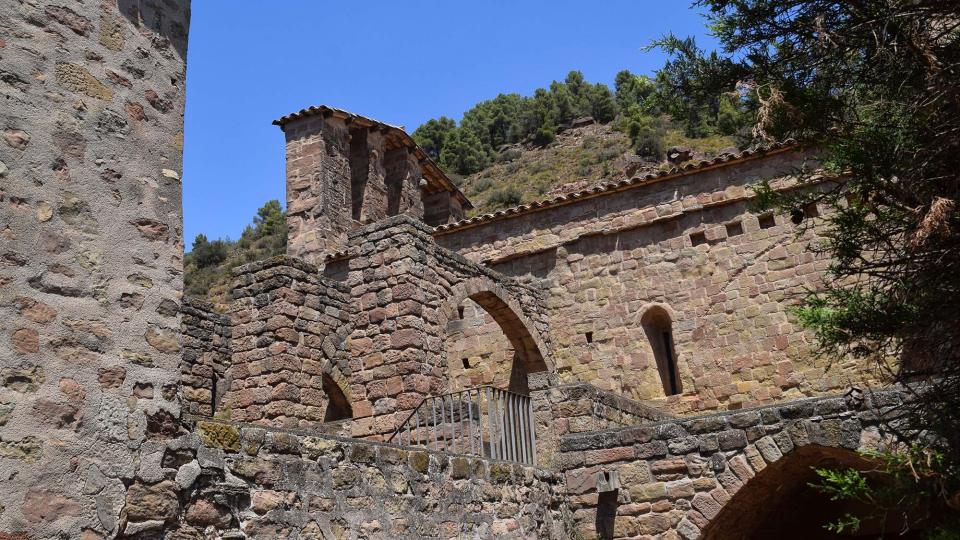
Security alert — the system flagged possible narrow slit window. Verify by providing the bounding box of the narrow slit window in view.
[210,372,218,413]
[457,306,465,319]
[641,306,682,396]
[585,331,594,343]
[461,358,470,369]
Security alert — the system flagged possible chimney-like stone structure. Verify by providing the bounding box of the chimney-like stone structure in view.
[274,106,469,265]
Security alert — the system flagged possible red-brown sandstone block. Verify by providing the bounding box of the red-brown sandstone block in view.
[583,446,633,465]
[11,328,39,354]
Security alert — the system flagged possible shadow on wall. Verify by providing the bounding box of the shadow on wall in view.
[445,290,549,395]
[703,445,924,540]
[118,0,190,60]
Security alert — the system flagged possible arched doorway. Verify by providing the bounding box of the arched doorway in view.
[703,445,923,539]
[445,289,548,395]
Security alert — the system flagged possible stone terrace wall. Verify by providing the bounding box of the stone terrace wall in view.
[0,1,190,538]
[224,256,354,428]
[181,297,230,416]
[556,390,900,539]
[529,373,673,469]
[124,418,573,538]
[436,149,876,413]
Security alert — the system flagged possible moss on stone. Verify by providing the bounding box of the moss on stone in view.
[450,457,470,479]
[408,451,430,474]
[489,462,513,484]
[197,421,240,452]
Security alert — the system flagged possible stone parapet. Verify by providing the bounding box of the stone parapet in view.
[224,255,354,428]
[114,417,574,538]
[530,373,674,468]
[556,388,902,538]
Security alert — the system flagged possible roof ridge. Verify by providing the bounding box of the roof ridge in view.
[273,104,472,209]
[433,139,798,234]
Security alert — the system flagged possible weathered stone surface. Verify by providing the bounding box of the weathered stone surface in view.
[21,488,82,523]
[125,481,180,523]
[0,1,189,536]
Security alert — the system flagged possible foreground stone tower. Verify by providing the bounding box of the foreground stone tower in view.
[0,1,190,536]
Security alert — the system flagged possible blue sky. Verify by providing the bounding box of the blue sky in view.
[182,1,719,245]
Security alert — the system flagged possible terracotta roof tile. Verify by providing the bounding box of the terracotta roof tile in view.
[433,139,798,234]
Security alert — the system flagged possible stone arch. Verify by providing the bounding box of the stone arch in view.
[698,443,918,539]
[639,303,683,396]
[322,372,353,421]
[441,277,552,394]
[315,357,352,419]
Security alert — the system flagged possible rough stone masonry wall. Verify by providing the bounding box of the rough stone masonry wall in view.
[0,1,190,538]
[446,297,516,392]
[129,418,572,539]
[224,256,354,428]
[284,114,354,262]
[181,297,230,416]
[437,150,877,414]
[529,373,673,469]
[342,215,551,439]
[556,390,901,539]
[284,114,429,265]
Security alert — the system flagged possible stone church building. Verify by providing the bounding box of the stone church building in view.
[1,2,899,539]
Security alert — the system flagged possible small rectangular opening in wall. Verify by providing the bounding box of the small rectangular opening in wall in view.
[725,221,744,237]
[804,202,820,218]
[585,331,593,343]
[461,358,470,369]
[758,213,776,229]
[690,231,708,246]
[457,306,465,319]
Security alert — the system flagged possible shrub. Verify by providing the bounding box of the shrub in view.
[486,186,523,208]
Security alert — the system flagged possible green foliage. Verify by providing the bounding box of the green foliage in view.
[649,35,752,138]
[415,61,753,178]
[412,116,456,159]
[190,234,228,269]
[813,446,960,537]
[485,185,523,209]
[618,105,665,159]
[439,128,489,175]
[697,0,960,536]
[614,70,656,113]
[184,200,288,304]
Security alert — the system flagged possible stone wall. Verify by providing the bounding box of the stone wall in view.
[436,149,876,413]
[181,297,230,416]
[224,256,354,428]
[446,297,516,392]
[530,373,673,469]
[283,114,355,262]
[555,389,899,539]
[280,108,465,265]
[124,418,573,538]
[0,1,190,537]
[341,215,552,439]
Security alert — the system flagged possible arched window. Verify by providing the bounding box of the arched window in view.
[322,373,352,422]
[641,306,682,396]
[445,291,548,396]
